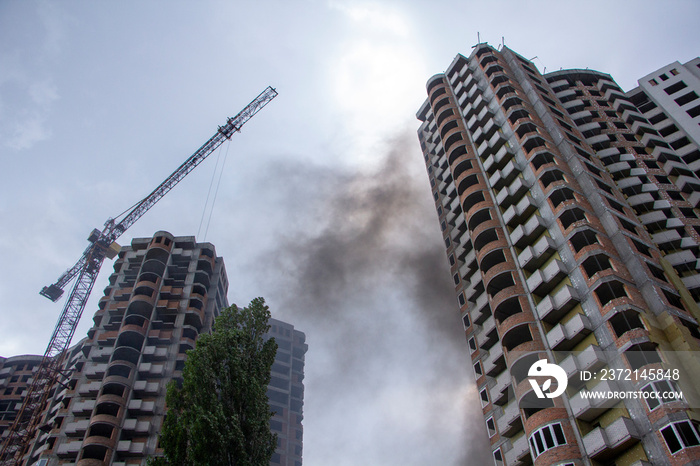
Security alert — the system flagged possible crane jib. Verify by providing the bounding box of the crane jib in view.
[37,86,277,302]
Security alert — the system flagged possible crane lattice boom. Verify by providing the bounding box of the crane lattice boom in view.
[0,86,277,465]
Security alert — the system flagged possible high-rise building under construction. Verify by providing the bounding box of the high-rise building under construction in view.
[27,231,229,465]
[417,44,700,465]
[1,232,306,466]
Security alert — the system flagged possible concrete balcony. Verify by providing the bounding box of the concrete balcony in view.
[682,273,700,290]
[620,107,643,122]
[482,118,497,137]
[470,94,486,113]
[487,131,506,152]
[136,363,165,377]
[71,400,96,415]
[554,88,576,100]
[496,177,530,209]
[570,379,619,421]
[497,400,522,437]
[640,182,658,193]
[651,229,682,246]
[64,419,89,437]
[638,210,667,225]
[132,380,160,395]
[689,159,700,173]
[477,316,497,348]
[689,191,700,208]
[450,223,465,241]
[559,345,606,386]
[127,399,156,414]
[444,184,457,202]
[455,228,471,248]
[502,195,537,228]
[640,132,667,148]
[56,440,82,458]
[465,279,483,302]
[141,345,168,361]
[489,159,521,191]
[477,105,491,123]
[89,346,113,362]
[562,98,584,110]
[467,113,478,130]
[483,344,505,377]
[472,126,485,144]
[116,440,147,456]
[492,369,512,403]
[526,259,567,297]
[84,363,108,379]
[469,293,491,325]
[676,175,700,192]
[448,191,461,211]
[510,214,547,248]
[617,176,642,191]
[569,109,592,122]
[596,146,621,161]
[666,217,684,229]
[653,199,672,210]
[578,121,602,133]
[458,90,468,107]
[536,285,579,324]
[630,119,656,136]
[505,433,531,465]
[437,178,448,194]
[582,416,641,460]
[459,257,478,284]
[627,192,655,210]
[606,161,631,175]
[77,381,103,396]
[546,313,592,351]
[663,160,692,177]
[665,249,696,267]
[586,133,610,148]
[446,211,459,232]
[482,145,512,173]
[122,418,151,434]
[550,79,569,91]
[518,235,557,272]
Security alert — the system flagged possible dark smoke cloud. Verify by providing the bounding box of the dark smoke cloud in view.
[252,130,491,465]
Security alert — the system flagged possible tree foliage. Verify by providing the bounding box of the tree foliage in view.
[153,297,278,466]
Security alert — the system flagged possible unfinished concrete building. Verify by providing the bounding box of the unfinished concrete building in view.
[3,231,306,466]
[25,231,230,465]
[417,44,700,465]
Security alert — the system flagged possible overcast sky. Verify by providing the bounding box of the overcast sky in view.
[1,1,699,465]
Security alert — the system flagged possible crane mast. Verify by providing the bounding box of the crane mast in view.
[0,86,277,465]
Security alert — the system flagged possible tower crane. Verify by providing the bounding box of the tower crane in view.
[0,86,278,465]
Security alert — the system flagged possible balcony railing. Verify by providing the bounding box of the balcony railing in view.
[582,416,641,460]
[570,379,619,421]
[546,313,592,351]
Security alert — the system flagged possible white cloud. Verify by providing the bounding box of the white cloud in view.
[37,1,70,57]
[6,112,52,150]
[29,79,59,107]
[328,0,410,37]
[0,3,64,151]
[2,79,60,149]
[327,3,427,166]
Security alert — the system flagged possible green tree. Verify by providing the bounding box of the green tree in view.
[153,297,278,466]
